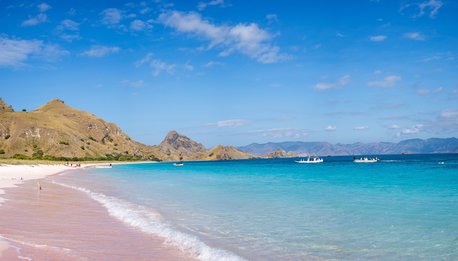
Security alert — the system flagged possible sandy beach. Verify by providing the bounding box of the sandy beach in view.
[0,162,189,261]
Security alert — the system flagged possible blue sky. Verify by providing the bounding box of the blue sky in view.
[1,0,457,147]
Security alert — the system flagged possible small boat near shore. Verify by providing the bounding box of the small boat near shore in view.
[353,157,380,163]
[295,156,324,164]
[173,162,184,167]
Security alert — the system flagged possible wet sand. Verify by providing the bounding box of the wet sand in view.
[0,179,195,261]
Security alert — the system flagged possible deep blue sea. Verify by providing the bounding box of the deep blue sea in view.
[54,154,458,261]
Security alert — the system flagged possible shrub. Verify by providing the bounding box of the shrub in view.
[32,149,44,159]
[12,154,29,160]
[59,141,70,145]
[4,134,10,140]
[0,149,5,154]
[89,136,97,142]
[22,109,27,112]
[80,146,85,150]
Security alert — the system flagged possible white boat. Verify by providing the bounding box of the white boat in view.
[173,162,184,167]
[353,157,380,163]
[295,156,324,164]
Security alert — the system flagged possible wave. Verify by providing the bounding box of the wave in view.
[52,181,248,261]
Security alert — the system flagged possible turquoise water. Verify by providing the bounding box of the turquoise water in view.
[56,154,458,260]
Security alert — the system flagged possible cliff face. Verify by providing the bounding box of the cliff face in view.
[157,130,206,161]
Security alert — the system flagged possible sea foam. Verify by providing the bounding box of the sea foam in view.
[52,181,248,261]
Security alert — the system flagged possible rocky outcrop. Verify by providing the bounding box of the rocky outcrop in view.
[265,148,296,158]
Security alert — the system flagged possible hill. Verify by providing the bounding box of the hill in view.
[0,98,252,161]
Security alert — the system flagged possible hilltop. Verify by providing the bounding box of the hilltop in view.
[0,98,252,161]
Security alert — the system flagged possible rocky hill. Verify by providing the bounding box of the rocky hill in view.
[239,138,458,156]
[0,99,160,160]
[0,98,252,161]
[203,145,254,160]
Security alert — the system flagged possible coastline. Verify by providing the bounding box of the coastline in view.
[0,161,169,260]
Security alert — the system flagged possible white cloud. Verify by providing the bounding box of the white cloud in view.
[80,45,120,57]
[416,86,443,95]
[211,119,250,128]
[0,35,67,67]
[403,32,426,41]
[22,13,47,26]
[369,35,387,42]
[101,8,122,25]
[368,75,401,88]
[400,124,423,135]
[401,0,443,18]
[314,75,351,90]
[56,19,80,42]
[389,124,401,129]
[254,128,309,139]
[158,11,288,64]
[354,125,369,131]
[130,20,152,31]
[37,3,51,12]
[325,125,336,131]
[150,60,175,76]
[197,0,225,11]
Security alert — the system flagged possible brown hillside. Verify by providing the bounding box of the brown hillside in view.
[0,99,159,159]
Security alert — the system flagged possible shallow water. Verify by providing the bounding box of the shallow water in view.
[55,154,458,260]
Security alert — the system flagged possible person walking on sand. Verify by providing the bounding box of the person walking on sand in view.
[37,181,42,191]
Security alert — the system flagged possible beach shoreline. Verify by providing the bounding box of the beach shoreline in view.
[0,161,172,260]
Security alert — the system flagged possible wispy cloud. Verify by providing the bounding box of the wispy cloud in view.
[314,75,351,90]
[325,125,336,131]
[0,35,67,67]
[398,124,423,135]
[22,13,47,26]
[253,128,309,139]
[158,11,288,64]
[354,125,369,131]
[266,14,278,23]
[441,110,458,118]
[135,53,180,77]
[101,8,122,26]
[121,79,144,87]
[197,0,225,11]
[80,45,120,57]
[37,3,51,12]
[403,32,426,41]
[56,19,80,42]
[402,0,443,18]
[389,124,401,129]
[369,35,387,42]
[130,19,152,31]
[416,86,443,95]
[368,75,401,88]
[210,119,250,128]
[204,61,224,67]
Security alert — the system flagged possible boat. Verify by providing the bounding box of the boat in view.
[173,162,184,167]
[353,157,380,163]
[295,156,324,164]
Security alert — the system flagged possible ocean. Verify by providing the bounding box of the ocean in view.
[53,154,458,261]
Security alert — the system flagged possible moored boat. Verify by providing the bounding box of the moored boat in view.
[295,156,324,164]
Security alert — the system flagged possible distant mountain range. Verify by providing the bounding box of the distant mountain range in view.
[238,138,458,156]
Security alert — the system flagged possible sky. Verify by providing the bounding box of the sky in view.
[0,0,457,147]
